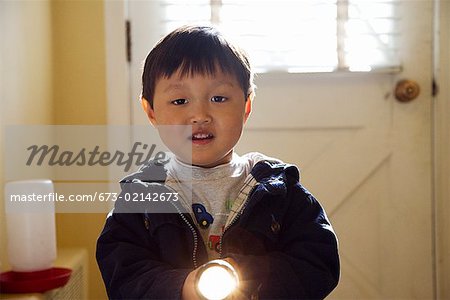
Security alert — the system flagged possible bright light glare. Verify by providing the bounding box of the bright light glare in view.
[197,265,238,300]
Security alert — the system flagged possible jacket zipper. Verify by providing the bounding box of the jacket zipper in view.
[219,185,257,259]
[177,209,199,269]
[166,186,200,269]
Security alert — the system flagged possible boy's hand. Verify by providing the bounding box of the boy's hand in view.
[182,268,202,300]
[222,257,237,268]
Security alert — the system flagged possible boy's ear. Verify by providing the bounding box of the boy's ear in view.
[244,94,253,123]
[141,97,157,125]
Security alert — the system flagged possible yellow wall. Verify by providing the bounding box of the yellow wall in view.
[51,0,108,299]
[1,1,108,299]
[52,0,107,125]
[0,0,54,272]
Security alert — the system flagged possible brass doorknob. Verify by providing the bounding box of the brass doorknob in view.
[395,79,420,102]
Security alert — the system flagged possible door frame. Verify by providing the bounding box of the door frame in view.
[104,0,130,126]
[434,0,450,298]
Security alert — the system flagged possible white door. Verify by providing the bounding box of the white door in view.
[128,1,435,298]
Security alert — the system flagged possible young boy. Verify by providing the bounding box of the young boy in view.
[97,25,339,299]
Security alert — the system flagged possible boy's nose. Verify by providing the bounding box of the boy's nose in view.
[190,103,212,124]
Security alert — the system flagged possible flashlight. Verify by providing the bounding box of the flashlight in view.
[195,259,239,300]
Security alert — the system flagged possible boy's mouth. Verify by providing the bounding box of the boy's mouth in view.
[190,132,214,144]
[191,133,214,140]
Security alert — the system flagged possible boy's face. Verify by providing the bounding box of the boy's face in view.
[141,68,252,168]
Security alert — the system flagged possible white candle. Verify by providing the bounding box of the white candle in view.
[5,180,56,272]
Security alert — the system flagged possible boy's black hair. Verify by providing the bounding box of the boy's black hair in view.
[141,25,254,108]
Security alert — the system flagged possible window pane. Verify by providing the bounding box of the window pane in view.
[159,0,400,73]
[346,0,400,70]
[219,0,337,72]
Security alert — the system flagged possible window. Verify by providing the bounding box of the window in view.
[159,0,401,73]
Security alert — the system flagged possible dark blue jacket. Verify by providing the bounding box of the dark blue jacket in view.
[96,159,340,299]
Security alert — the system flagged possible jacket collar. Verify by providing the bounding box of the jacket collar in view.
[251,160,299,183]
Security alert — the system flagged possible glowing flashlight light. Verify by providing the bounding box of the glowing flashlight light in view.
[196,259,239,300]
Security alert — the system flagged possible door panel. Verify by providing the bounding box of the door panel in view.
[238,75,433,298]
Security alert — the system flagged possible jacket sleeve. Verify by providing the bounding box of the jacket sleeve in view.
[224,183,340,299]
[96,209,191,299]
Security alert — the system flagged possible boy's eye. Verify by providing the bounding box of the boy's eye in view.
[171,99,188,105]
[210,96,227,103]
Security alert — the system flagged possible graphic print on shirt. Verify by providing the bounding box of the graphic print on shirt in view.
[192,198,234,256]
[208,235,221,252]
[192,203,214,229]
[207,199,233,254]
[208,225,225,253]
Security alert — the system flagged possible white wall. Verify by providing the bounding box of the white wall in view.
[0,0,53,270]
